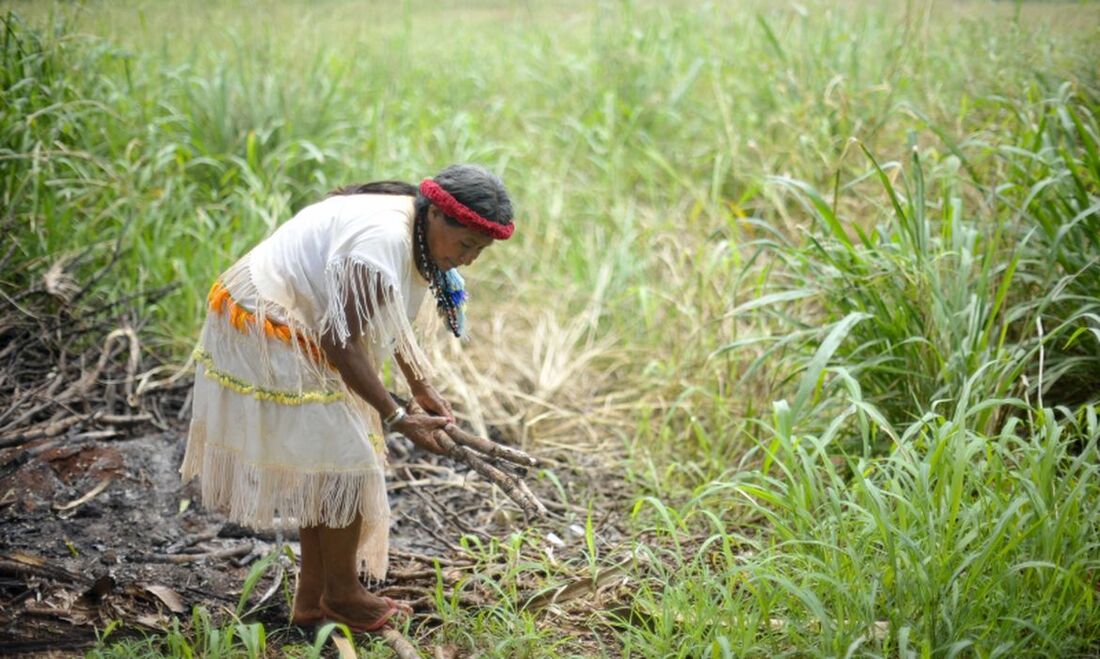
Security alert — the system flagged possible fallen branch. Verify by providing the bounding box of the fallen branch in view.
[53,477,112,513]
[0,554,89,584]
[381,627,422,659]
[144,543,252,564]
[442,423,537,468]
[401,399,548,520]
[0,415,84,449]
[163,526,223,554]
[94,412,152,426]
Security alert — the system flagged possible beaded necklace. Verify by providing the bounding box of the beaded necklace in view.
[414,212,468,338]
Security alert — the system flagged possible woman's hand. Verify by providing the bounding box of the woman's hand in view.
[410,381,455,423]
[392,413,448,455]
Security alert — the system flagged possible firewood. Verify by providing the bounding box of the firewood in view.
[401,399,548,520]
[442,423,538,468]
[380,627,420,659]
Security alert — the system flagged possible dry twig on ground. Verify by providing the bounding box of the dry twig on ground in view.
[400,398,548,519]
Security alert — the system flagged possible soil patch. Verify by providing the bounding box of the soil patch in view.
[0,258,632,656]
[1,413,628,655]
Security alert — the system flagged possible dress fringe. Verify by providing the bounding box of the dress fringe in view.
[213,254,431,384]
[319,255,432,381]
[181,426,390,579]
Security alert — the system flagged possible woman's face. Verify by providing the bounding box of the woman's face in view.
[427,206,495,270]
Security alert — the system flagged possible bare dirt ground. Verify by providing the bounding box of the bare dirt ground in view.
[0,278,632,656]
[1,422,623,656]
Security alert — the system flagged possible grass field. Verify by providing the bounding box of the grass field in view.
[3,0,1099,656]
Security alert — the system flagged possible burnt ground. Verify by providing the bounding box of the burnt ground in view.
[1,420,631,657]
[0,269,637,656]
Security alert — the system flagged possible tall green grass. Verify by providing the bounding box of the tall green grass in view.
[624,400,1099,657]
[618,65,1100,659]
[6,1,1095,348]
[4,0,1099,656]
[737,95,1099,438]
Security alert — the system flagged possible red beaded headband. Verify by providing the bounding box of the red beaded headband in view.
[419,179,515,240]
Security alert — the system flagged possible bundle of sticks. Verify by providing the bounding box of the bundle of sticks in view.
[0,241,179,454]
[397,396,548,520]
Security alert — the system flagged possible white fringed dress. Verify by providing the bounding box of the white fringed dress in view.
[180,193,430,579]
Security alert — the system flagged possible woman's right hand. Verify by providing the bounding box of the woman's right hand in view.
[392,413,448,455]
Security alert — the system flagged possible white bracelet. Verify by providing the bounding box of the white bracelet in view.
[382,406,407,431]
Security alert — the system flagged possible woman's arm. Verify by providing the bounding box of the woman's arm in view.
[321,270,446,453]
[320,334,446,454]
[395,351,455,422]
[321,334,399,422]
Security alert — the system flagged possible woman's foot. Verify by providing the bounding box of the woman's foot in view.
[294,593,412,627]
[291,580,325,626]
[383,596,414,616]
[319,589,406,633]
[291,605,324,627]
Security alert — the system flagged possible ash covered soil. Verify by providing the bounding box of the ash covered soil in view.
[0,268,631,656]
[1,428,261,652]
[0,401,624,656]
[0,385,629,655]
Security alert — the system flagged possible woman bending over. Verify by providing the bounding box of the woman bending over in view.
[181,164,515,632]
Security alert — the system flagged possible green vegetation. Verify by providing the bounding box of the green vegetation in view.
[3,0,1098,656]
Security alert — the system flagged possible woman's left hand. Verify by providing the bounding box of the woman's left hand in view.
[411,381,454,423]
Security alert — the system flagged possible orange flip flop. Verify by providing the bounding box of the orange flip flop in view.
[319,600,402,634]
[382,596,413,616]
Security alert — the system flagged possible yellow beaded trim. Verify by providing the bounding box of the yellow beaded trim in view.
[193,347,345,406]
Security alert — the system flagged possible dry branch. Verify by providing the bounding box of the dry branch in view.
[438,436,548,519]
[163,527,223,554]
[401,399,548,519]
[380,628,421,659]
[144,544,253,564]
[442,423,538,468]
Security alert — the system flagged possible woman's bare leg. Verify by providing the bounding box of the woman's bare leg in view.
[316,513,391,625]
[292,526,325,623]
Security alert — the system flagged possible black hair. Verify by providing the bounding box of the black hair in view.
[329,180,417,197]
[330,164,514,228]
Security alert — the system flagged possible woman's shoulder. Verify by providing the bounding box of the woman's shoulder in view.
[299,192,409,222]
[269,194,411,249]
[317,194,412,234]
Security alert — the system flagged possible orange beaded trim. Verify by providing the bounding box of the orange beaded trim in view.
[207,281,332,368]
